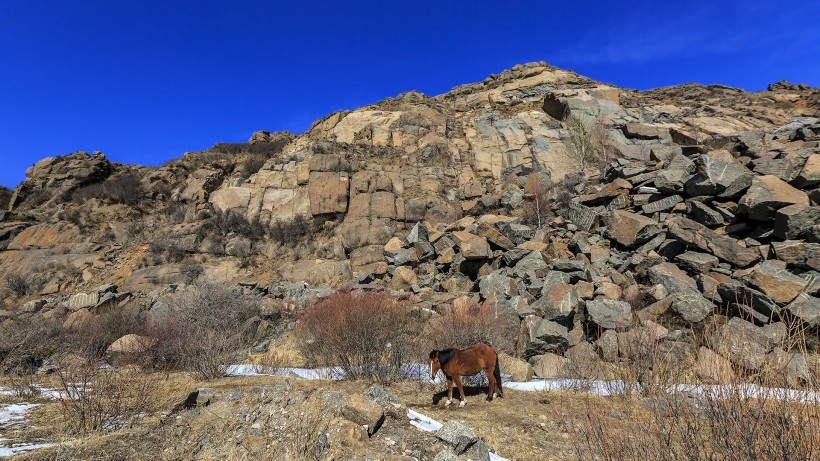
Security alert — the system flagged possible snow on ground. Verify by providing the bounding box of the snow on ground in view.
[0,402,54,458]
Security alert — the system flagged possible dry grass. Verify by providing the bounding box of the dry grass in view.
[560,319,820,461]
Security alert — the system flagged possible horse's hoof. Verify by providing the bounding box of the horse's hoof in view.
[444,399,452,407]
[459,400,466,408]
[492,392,498,399]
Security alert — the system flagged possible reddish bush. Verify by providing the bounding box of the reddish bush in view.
[297,290,422,383]
[429,301,519,355]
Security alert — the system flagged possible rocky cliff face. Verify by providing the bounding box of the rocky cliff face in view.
[1,62,819,379]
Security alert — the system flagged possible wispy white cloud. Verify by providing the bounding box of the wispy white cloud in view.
[554,1,820,65]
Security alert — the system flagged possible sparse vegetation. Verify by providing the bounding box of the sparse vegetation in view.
[429,301,519,356]
[522,172,554,227]
[298,290,423,383]
[145,283,261,379]
[5,272,29,297]
[71,171,145,206]
[0,185,11,209]
[564,113,613,172]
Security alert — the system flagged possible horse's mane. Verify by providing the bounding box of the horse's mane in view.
[437,348,456,367]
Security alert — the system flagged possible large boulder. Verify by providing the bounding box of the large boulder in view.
[746,261,808,304]
[666,217,761,267]
[670,290,714,323]
[523,316,570,357]
[709,317,777,371]
[586,299,633,329]
[452,231,492,260]
[738,175,809,221]
[684,154,753,198]
[696,347,736,384]
[649,262,698,294]
[342,395,385,436]
[606,210,661,248]
[773,204,820,239]
[785,293,820,327]
[498,352,534,382]
[793,154,820,188]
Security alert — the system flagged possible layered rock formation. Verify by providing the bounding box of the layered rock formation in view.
[1,62,819,383]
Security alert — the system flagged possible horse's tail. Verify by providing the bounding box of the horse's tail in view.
[494,353,503,397]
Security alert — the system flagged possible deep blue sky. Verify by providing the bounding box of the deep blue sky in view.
[2,1,819,188]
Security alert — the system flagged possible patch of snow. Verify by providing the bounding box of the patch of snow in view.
[406,409,509,461]
[0,441,54,457]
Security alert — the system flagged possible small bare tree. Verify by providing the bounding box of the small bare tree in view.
[522,173,553,228]
[565,113,612,172]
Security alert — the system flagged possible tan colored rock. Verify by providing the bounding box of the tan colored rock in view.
[498,352,533,382]
[452,231,492,260]
[793,154,820,188]
[384,237,404,252]
[747,261,808,304]
[606,210,661,248]
[476,221,514,250]
[278,259,351,287]
[309,172,349,215]
[342,395,384,436]
[107,334,157,354]
[209,187,252,212]
[391,266,417,291]
[738,175,809,220]
[529,353,568,378]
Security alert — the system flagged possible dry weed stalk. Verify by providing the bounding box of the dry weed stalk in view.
[563,319,820,461]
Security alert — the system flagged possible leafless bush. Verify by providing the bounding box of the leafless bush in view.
[565,113,608,172]
[4,273,29,297]
[240,154,268,178]
[56,365,156,433]
[522,173,554,227]
[70,172,145,206]
[0,185,12,209]
[297,290,423,383]
[145,283,260,379]
[60,308,145,363]
[147,236,188,264]
[429,301,519,356]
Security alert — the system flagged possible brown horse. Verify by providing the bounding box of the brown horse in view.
[429,343,503,407]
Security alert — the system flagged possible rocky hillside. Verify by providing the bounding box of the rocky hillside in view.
[1,62,820,383]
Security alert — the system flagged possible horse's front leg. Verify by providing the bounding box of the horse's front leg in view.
[445,376,454,407]
[454,375,466,407]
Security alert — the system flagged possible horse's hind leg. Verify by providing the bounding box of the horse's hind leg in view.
[485,367,497,401]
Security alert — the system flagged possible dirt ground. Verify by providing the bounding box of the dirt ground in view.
[1,374,584,461]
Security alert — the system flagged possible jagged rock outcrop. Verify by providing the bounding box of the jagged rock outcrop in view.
[2,63,819,384]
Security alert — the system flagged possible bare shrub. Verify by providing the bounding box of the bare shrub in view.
[429,301,519,356]
[297,290,422,383]
[103,171,144,205]
[146,283,260,379]
[5,273,29,297]
[56,365,156,433]
[0,185,12,209]
[522,172,554,227]
[147,236,188,264]
[60,308,145,363]
[565,113,606,172]
[240,153,268,178]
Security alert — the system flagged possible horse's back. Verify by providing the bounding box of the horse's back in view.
[454,343,497,374]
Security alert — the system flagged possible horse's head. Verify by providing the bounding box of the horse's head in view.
[428,350,441,380]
